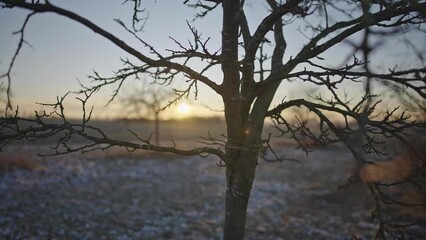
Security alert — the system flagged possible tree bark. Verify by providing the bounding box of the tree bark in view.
[223,120,261,240]
[223,154,257,240]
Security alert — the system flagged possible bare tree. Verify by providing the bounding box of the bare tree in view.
[120,81,174,145]
[0,83,7,114]
[1,0,426,239]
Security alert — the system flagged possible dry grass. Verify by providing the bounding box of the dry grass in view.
[0,152,38,172]
[357,148,426,219]
[359,153,419,183]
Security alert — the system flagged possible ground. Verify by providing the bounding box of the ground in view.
[0,121,425,239]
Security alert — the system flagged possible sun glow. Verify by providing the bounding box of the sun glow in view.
[177,103,191,115]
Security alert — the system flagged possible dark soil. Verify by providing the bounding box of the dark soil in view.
[1,145,425,239]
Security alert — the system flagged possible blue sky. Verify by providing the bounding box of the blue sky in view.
[1,0,424,119]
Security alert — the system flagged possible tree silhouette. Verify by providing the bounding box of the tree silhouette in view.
[120,81,174,146]
[0,83,7,115]
[1,0,426,239]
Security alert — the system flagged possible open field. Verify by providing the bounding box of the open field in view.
[1,119,425,239]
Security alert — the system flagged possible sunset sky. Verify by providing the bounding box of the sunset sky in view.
[1,0,424,119]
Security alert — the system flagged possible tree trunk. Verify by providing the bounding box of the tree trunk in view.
[223,163,256,240]
[154,112,159,146]
[220,0,265,238]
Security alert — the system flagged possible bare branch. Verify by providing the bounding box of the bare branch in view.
[0,0,222,95]
[0,93,227,161]
[184,0,221,21]
[121,0,148,32]
[244,0,304,63]
[0,11,35,109]
[256,1,426,90]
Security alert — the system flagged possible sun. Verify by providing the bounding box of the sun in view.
[177,103,191,115]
